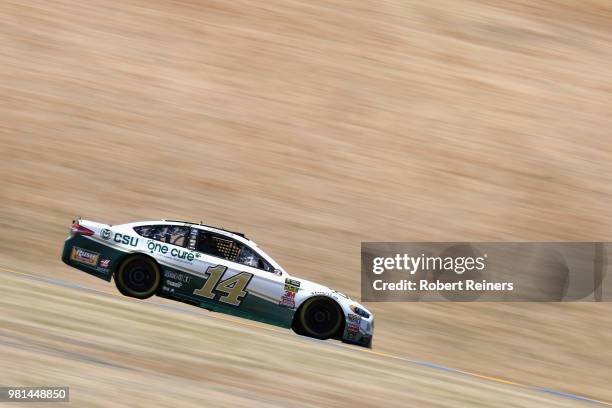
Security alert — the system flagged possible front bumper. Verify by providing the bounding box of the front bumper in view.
[342,314,374,348]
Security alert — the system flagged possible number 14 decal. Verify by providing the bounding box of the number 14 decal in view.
[194,265,253,306]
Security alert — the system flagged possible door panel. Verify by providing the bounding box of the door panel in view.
[182,229,288,318]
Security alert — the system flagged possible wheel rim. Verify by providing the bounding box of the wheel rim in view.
[302,298,341,338]
[123,260,156,293]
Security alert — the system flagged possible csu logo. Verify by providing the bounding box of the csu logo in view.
[101,229,112,240]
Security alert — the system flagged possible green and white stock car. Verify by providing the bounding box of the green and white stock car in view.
[62,219,374,348]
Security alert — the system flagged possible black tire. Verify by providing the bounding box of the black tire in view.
[297,297,343,339]
[114,255,161,299]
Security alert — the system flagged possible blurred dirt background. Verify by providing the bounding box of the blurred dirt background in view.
[1,0,611,405]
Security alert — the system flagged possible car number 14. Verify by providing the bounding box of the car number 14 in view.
[193,265,253,306]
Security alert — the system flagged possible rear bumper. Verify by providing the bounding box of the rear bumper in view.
[61,234,124,282]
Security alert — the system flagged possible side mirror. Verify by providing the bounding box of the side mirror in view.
[274,269,283,276]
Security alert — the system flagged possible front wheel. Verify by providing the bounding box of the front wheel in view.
[297,297,343,339]
[114,255,161,299]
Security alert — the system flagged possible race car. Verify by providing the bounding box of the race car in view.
[61,218,374,348]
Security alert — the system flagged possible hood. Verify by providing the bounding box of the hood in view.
[293,277,352,300]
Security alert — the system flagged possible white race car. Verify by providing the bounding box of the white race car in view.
[62,219,374,348]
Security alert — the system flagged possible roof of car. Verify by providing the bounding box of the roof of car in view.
[160,219,247,239]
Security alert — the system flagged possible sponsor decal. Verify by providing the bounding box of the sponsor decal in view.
[70,247,100,266]
[285,278,301,288]
[113,233,139,247]
[347,313,362,323]
[148,241,195,262]
[163,270,191,283]
[95,259,111,274]
[347,322,360,334]
[101,229,112,240]
[284,278,300,293]
[166,280,182,288]
[279,290,296,309]
[284,283,299,293]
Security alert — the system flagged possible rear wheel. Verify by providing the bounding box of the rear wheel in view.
[297,297,343,339]
[114,255,161,299]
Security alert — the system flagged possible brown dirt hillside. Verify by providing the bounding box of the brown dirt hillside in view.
[1,0,612,404]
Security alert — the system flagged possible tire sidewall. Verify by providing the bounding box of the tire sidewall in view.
[299,297,343,339]
[115,256,160,299]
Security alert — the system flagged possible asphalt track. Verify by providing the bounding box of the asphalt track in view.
[0,265,609,407]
